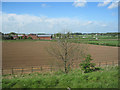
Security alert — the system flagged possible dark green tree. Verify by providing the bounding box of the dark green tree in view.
[79,55,100,73]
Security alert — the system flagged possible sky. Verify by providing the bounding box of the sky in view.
[1,1,119,34]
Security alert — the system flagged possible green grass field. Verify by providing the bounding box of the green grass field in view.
[68,39,119,47]
[2,66,118,88]
[73,35,118,39]
[69,35,119,46]
[86,40,119,47]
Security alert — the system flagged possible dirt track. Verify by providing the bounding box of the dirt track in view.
[2,41,118,69]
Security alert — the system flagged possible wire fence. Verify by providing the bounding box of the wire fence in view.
[2,60,118,75]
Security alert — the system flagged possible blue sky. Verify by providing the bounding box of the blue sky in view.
[1,1,118,34]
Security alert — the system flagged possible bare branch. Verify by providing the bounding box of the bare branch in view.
[47,32,86,73]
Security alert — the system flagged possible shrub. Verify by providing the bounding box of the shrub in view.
[79,55,101,73]
[23,36,27,39]
[18,36,23,39]
[28,37,32,39]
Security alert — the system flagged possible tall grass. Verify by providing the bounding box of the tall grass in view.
[2,66,118,88]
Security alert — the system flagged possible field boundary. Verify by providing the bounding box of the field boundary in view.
[2,60,118,75]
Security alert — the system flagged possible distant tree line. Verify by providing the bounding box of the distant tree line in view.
[1,32,120,40]
[53,32,120,37]
[87,32,120,36]
[1,32,119,36]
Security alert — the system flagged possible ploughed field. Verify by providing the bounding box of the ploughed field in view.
[2,41,118,69]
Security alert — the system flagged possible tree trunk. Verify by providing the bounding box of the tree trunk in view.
[64,61,67,74]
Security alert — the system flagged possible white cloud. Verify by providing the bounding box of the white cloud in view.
[97,0,120,9]
[87,21,93,24]
[2,13,117,33]
[83,21,93,26]
[73,0,87,7]
[108,0,119,9]
[98,0,112,7]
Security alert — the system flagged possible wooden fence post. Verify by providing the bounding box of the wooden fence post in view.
[99,62,101,67]
[2,69,3,75]
[12,68,14,74]
[31,67,33,73]
[40,66,42,71]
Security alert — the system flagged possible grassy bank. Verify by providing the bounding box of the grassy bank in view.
[2,66,118,88]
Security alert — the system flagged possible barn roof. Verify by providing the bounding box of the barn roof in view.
[18,35,23,36]
[37,35,51,37]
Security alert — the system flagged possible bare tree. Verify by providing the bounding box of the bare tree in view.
[48,32,86,73]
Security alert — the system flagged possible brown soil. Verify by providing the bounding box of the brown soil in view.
[2,41,118,69]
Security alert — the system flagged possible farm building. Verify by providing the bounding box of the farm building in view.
[18,35,27,39]
[37,35,52,40]
[2,34,13,40]
[12,35,18,39]
[27,34,38,39]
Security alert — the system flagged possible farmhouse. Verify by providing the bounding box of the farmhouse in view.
[37,35,52,40]
[27,34,38,39]
[18,34,27,39]
[12,35,18,40]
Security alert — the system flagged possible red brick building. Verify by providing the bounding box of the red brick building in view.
[37,35,52,40]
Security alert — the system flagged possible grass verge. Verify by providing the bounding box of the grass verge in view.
[2,66,118,88]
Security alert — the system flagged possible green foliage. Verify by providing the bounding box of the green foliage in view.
[2,66,118,88]
[23,36,27,39]
[18,36,22,39]
[54,70,65,75]
[55,33,61,38]
[38,33,46,35]
[79,55,101,73]
[28,37,32,39]
[9,32,17,35]
[2,35,13,40]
